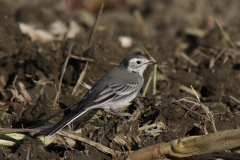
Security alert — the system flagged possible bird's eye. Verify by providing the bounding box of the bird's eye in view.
[137,61,141,64]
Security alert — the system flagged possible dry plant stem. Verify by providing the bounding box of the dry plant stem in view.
[173,99,205,118]
[181,52,198,66]
[184,28,207,38]
[176,97,200,105]
[229,95,240,104]
[53,44,74,108]
[70,55,94,62]
[57,131,122,156]
[72,62,88,96]
[138,124,156,131]
[215,19,236,49]
[0,128,41,135]
[191,86,200,101]
[191,86,217,133]
[109,62,119,66]
[177,97,216,130]
[184,103,198,118]
[209,48,227,68]
[126,129,240,159]
[13,75,17,88]
[0,128,120,156]
[81,81,91,90]
[26,147,30,160]
[87,2,104,48]
[214,47,227,62]
[11,75,18,102]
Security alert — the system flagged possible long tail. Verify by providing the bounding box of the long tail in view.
[45,109,88,137]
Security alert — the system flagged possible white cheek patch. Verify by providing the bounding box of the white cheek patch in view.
[129,62,137,69]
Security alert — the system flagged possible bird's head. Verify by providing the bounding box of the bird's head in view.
[119,54,157,76]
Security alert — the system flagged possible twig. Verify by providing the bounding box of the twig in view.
[184,103,198,118]
[229,95,240,104]
[72,62,88,96]
[13,75,18,89]
[87,2,104,48]
[172,99,205,118]
[190,86,200,102]
[70,55,94,62]
[18,82,31,101]
[184,28,207,38]
[215,19,236,49]
[26,147,31,160]
[181,52,198,67]
[0,128,41,135]
[53,43,74,108]
[10,75,18,102]
[109,62,119,66]
[81,81,92,90]
[209,48,227,68]
[203,121,208,134]
[57,131,122,155]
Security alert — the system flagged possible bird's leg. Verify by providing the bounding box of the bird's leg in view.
[110,108,128,125]
[101,109,108,132]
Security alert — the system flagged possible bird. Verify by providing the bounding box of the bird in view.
[45,54,157,137]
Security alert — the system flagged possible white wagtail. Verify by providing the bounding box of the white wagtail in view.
[45,54,157,137]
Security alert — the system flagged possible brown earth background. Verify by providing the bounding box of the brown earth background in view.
[0,0,240,159]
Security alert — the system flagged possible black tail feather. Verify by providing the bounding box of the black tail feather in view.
[45,109,87,137]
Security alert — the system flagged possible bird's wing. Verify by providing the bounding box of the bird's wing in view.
[87,82,138,108]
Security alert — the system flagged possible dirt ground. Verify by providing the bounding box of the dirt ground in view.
[1,0,240,159]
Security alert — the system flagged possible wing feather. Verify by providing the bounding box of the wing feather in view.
[87,82,138,108]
